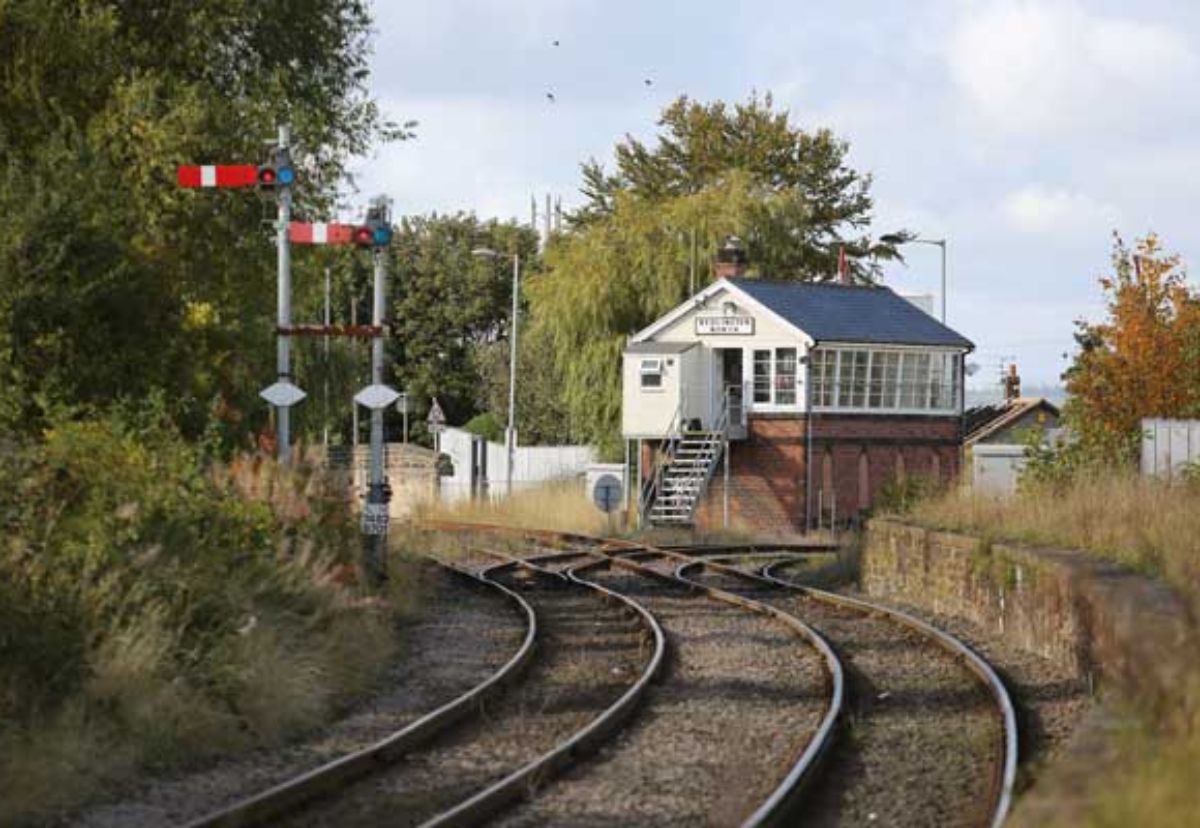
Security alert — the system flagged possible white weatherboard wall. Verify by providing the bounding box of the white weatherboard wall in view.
[623,284,810,438]
[622,350,690,438]
[1141,418,1200,479]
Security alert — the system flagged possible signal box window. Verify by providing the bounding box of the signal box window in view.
[639,358,664,389]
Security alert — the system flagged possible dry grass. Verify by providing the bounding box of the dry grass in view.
[905,471,1200,602]
[415,480,611,536]
[899,472,1200,827]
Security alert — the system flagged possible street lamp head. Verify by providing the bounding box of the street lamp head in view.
[471,247,498,258]
[878,232,912,246]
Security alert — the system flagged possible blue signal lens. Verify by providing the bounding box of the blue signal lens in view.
[277,167,295,186]
[373,226,393,246]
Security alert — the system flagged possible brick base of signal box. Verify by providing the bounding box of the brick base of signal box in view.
[691,414,963,534]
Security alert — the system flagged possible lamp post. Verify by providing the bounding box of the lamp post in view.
[472,247,521,494]
[880,233,948,323]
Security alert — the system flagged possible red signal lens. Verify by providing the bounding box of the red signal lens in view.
[257,166,277,186]
[354,226,373,246]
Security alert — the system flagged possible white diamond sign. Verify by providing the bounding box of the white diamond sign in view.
[260,381,307,408]
[355,384,402,411]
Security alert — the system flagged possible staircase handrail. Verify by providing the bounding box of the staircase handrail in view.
[638,395,685,524]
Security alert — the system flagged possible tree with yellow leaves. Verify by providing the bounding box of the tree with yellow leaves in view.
[1064,232,1196,464]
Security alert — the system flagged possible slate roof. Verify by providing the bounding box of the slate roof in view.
[965,397,1060,445]
[729,278,974,349]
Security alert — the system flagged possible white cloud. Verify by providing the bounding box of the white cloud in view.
[1001,185,1120,237]
[947,2,1198,137]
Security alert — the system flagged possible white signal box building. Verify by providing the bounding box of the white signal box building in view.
[622,240,974,531]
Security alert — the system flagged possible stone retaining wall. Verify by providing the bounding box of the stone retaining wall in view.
[863,519,1199,824]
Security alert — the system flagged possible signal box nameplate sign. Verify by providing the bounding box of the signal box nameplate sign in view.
[696,315,754,335]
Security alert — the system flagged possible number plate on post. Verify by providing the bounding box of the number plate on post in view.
[361,502,390,535]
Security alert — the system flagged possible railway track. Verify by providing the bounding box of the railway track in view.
[492,546,843,827]
[171,550,665,828]
[89,522,1015,828]
[427,522,1018,828]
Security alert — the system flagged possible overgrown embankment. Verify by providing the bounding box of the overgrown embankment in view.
[893,474,1200,825]
[0,414,398,827]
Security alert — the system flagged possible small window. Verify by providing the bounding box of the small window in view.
[639,358,663,389]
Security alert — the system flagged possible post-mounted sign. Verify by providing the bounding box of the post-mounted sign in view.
[696,315,754,335]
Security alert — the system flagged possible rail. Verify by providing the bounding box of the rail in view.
[761,560,1019,828]
[182,561,538,828]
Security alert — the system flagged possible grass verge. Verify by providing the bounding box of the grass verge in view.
[0,414,406,827]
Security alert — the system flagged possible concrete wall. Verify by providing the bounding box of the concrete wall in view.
[861,519,1199,824]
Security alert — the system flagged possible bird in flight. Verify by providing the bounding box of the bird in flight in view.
[644,78,654,86]
[552,39,560,46]
[546,92,556,103]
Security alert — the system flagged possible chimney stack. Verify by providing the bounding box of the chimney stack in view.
[1004,364,1021,402]
[714,236,748,279]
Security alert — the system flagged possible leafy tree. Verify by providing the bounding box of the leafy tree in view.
[0,0,406,442]
[574,93,897,279]
[1062,233,1199,467]
[475,321,577,446]
[386,213,539,433]
[534,94,890,454]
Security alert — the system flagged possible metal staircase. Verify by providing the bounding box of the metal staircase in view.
[638,389,732,528]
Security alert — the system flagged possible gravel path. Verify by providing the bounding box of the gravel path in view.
[68,560,525,828]
[495,560,829,828]
[278,566,649,828]
[688,564,1003,828]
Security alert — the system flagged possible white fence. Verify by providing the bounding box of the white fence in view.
[1141,418,1200,479]
[437,426,596,501]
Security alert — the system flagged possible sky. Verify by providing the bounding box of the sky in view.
[353,0,1200,390]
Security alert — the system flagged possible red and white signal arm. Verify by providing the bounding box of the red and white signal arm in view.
[176,165,258,188]
[289,222,355,245]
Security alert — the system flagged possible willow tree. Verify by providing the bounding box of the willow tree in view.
[533,94,889,456]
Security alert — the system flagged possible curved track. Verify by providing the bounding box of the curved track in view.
[493,547,843,827]
[425,521,1017,828]
[669,553,1018,828]
[182,561,538,828]
[183,552,666,828]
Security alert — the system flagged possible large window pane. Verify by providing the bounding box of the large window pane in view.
[753,349,771,403]
[775,348,797,405]
[929,353,946,409]
[851,351,869,407]
[813,349,835,407]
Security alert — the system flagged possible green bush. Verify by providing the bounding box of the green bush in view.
[463,411,504,443]
[0,408,393,824]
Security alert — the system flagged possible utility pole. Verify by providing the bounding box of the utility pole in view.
[349,198,398,584]
[177,124,304,464]
[365,229,388,581]
[323,266,331,449]
[351,295,359,455]
[275,124,294,464]
[287,209,397,586]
